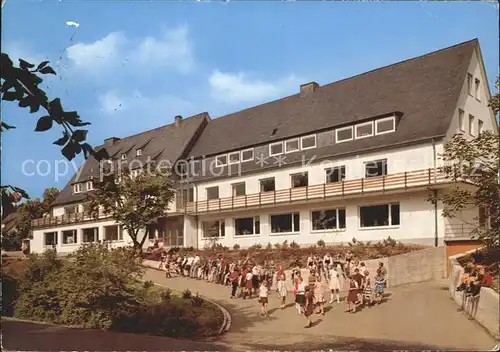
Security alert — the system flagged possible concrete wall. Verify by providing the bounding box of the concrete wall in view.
[195,191,444,248]
[448,250,500,340]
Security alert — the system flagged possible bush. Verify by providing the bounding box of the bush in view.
[317,240,325,247]
[274,243,281,249]
[143,280,155,289]
[249,243,262,251]
[161,288,172,301]
[282,240,289,248]
[233,244,240,250]
[266,242,272,250]
[290,241,300,249]
[182,289,192,299]
[191,293,204,307]
[1,273,19,316]
[168,247,181,254]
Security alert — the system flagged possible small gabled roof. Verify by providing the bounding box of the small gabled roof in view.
[188,39,478,158]
[52,112,209,206]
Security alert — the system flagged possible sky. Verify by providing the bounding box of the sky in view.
[2,0,499,200]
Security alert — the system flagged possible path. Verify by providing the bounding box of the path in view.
[145,269,497,351]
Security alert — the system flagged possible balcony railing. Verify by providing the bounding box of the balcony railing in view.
[444,223,483,240]
[31,210,112,229]
[186,168,451,214]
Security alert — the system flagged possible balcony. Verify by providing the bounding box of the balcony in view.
[186,168,453,214]
[31,210,112,229]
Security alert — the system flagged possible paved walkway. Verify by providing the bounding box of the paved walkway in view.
[145,269,497,351]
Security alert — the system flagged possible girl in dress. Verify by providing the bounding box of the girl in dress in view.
[345,275,359,313]
[295,277,306,315]
[303,285,314,328]
[276,274,287,308]
[313,276,326,315]
[258,280,269,316]
[329,265,341,304]
[244,269,254,299]
[374,268,386,304]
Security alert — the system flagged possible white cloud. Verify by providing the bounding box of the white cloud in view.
[209,70,301,104]
[66,25,194,74]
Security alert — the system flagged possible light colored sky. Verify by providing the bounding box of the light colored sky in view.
[2,1,499,199]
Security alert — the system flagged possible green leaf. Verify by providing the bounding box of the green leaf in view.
[48,98,63,117]
[39,66,56,75]
[53,132,70,146]
[29,101,41,113]
[18,97,31,108]
[73,129,88,143]
[35,116,53,132]
[0,122,16,131]
[2,91,17,101]
[37,61,50,70]
[19,59,35,70]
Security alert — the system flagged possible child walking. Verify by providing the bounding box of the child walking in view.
[374,268,386,304]
[258,280,269,316]
[295,277,306,315]
[303,285,314,328]
[276,274,287,309]
[329,265,341,304]
[314,276,326,315]
[345,275,359,313]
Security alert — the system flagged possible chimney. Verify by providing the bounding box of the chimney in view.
[175,115,183,127]
[104,137,120,147]
[300,82,319,97]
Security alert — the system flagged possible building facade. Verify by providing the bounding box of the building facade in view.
[30,39,498,254]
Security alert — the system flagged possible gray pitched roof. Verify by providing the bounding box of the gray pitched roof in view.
[188,39,478,159]
[51,113,209,206]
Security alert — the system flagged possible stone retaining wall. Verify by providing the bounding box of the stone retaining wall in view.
[448,250,500,340]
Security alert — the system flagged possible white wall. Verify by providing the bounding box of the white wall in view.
[30,220,150,254]
[183,215,197,248]
[446,47,498,142]
[194,142,442,201]
[195,190,443,249]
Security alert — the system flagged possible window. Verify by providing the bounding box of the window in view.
[291,172,308,188]
[228,151,240,164]
[62,230,77,244]
[474,78,480,100]
[311,209,346,231]
[478,119,484,135]
[86,181,93,191]
[44,232,57,246]
[458,109,465,132]
[260,178,275,192]
[241,148,254,162]
[469,114,475,135]
[136,149,142,156]
[73,183,82,194]
[365,159,387,178]
[270,213,300,233]
[64,205,78,215]
[202,220,225,238]
[336,126,353,143]
[206,186,219,200]
[82,227,98,243]
[355,122,374,139]
[467,73,473,96]
[375,117,396,134]
[300,135,316,150]
[104,225,123,241]
[121,153,127,160]
[285,139,300,153]
[215,154,227,167]
[234,216,260,236]
[326,166,346,183]
[269,142,284,156]
[360,203,400,227]
[180,188,194,203]
[232,182,246,196]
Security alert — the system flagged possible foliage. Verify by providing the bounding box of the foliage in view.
[1,272,19,316]
[429,130,499,248]
[488,77,500,116]
[191,293,204,307]
[87,165,175,251]
[266,242,272,250]
[233,244,240,250]
[317,240,326,247]
[160,288,172,302]
[182,289,192,299]
[281,240,289,249]
[249,243,262,251]
[290,241,300,249]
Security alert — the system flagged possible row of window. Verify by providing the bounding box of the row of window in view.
[205,159,387,200]
[201,203,400,238]
[43,225,123,246]
[458,109,484,136]
[214,116,397,167]
[120,148,143,161]
[73,181,93,194]
[466,73,481,101]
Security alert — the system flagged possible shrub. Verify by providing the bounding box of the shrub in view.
[161,288,172,301]
[249,243,262,251]
[266,242,272,250]
[240,250,248,258]
[274,243,281,249]
[233,244,240,250]
[290,241,300,249]
[317,240,325,247]
[143,280,155,289]
[191,293,204,307]
[282,240,289,248]
[168,247,181,254]
[1,273,19,317]
[182,289,192,299]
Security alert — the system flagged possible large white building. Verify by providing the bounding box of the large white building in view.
[30,39,498,256]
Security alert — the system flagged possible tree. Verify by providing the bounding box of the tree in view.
[429,76,499,248]
[87,165,175,252]
[1,54,107,207]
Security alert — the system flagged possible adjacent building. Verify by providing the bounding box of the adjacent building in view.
[30,39,498,255]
